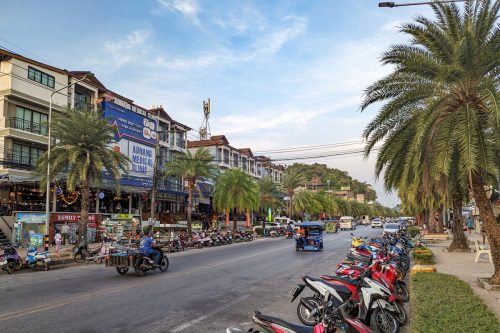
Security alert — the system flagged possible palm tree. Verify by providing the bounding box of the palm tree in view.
[361,0,500,283]
[213,168,259,230]
[257,177,282,228]
[164,148,219,236]
[281,168,306,218]
[37,109,128,243]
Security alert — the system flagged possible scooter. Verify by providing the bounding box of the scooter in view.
[0,244,23,274]
[26,245,51,271]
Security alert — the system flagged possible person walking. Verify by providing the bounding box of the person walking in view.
[466,217,474,235]
[54,231,62,256]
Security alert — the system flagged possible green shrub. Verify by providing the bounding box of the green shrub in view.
[411,272,500,333]
[413,248,434,264]
[254,226,264,236]
[407,226,421,238]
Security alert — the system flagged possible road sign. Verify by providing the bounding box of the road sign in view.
[98,192,105,199]
[56,187,63,196]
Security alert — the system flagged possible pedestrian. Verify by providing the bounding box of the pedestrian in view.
[54,231,62,256]
[466,217,474,235]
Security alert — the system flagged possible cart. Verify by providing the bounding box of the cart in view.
[295,222,324,251]
[105,249,136,275]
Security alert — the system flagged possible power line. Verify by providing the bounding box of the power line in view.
[254,140,364,154]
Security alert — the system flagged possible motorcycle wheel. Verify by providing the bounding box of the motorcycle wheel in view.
[74,252,86,263]
[135,263,147,277]
[393,301,408,325]
[95,257,103,265]
[370,308,399,333]
[5,264,13,274]
[296,297,322,326]
[42,261,50,271]
[116,267,129,275]
[197,243,203,249]
[14,259,23,270]
[394,281,410,302]
[159,256,169,272]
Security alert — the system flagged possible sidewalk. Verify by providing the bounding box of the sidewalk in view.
[427,232,500,319]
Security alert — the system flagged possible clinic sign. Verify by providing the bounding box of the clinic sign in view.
[101,101,156,188]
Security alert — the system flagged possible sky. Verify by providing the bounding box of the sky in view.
[0,0,434,207]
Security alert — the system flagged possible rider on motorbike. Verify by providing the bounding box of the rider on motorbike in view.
[139,230,161,267]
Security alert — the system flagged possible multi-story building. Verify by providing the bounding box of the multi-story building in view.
[149,106,190,216]
[187,135,285,216]
[0,49,190,244]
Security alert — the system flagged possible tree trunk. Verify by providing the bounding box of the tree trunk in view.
[79,178,90,246]
[245,210,250,228]
[233,209,238,231]
[187,182,193,239]
[225,211,230,228]
[471,172,500,285]
[449,189,469,250]
[429,208,437,232]
[436,206,444,233]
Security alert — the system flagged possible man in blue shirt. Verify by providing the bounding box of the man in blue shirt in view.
[139,230,161,266]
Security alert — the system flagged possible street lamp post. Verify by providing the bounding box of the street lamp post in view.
[379,0,466,7]
[43,74,89,251]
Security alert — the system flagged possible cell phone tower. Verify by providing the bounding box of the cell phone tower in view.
[199,98,211,140]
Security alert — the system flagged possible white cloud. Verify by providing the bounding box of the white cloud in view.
[103,29,151,68]
[157,0,200,25]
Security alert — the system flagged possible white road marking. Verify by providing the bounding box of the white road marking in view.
[170,294,251,332]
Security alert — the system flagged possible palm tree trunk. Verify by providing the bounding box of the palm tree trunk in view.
[471,172,500,285]
[233,209,237,231]
[187,181,193,238]
[449,189,468,250]
[436,206,444,233]
[80,178,90,245]
[245,210,250,228]
[225,211,229,228]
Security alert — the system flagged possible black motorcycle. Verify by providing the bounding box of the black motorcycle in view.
[133,248,169,277]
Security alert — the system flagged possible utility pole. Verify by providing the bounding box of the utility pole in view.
[150,118,161,222]
[379,0,466,8]
[199,98,211,140]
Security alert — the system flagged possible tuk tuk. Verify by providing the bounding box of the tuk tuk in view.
[295,222,324,251]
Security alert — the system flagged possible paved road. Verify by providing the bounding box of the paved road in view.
[0,227,382,333]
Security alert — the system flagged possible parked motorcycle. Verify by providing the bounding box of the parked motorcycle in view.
[74,240,105,264]
[26,245,51,271]
[0,244,22,274]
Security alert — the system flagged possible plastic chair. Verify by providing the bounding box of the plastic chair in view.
[474,239,492,264]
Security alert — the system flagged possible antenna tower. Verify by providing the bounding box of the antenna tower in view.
[199,98,211,140]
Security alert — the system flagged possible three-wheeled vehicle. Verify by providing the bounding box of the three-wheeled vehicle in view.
[295,222,324,251]
[105,244,169,277]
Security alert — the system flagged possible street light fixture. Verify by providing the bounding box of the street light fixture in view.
[379,0,466,8]
[44,74,89,251]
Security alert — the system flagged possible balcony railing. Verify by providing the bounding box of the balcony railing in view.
[1,153,37,170]
[10,118,48,136]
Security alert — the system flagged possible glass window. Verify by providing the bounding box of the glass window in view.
[14,106,48,135]
[27,66,55,88]
[12,144,44,167]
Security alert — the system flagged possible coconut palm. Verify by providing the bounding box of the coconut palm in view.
[37,109,128,243]
[164,148,219,236]
[213,168,260,230]
[257,176,282,228]
[291,190,322,220]
[281,168,306,218]
[361,0,500,282]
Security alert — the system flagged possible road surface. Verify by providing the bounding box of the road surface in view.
[0,227,382,333]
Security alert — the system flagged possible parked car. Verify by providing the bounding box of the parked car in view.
[339,216,355,230]
[371,218,384,228]
[383,223,401,235]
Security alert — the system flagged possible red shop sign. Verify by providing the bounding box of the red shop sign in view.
[51,213,97,222]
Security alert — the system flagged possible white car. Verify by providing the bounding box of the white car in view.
[371,219,383,228]
[383,223,401,235]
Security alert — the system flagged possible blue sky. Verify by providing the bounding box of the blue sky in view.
[0,0,434,206]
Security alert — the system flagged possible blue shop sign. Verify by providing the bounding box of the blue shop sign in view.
[101,101,157,146]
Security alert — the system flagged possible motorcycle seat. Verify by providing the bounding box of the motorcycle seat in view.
[254,312,312,333]
[321,275,360,286]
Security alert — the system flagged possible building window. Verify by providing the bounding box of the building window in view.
[13,106,48,135]
[257,164,262,176]
[170,131,175,147]
[28,66,55,88]
[75,91,91,110]
[159,123,168,142]
[176,131,185,148]
[11,143,45,167]
[241,157,247,171]
[223,149,230,165]
[233,154,239,167]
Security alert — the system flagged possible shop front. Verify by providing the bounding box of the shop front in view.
[14,211,47,246]
[101,213,140,244]
[50,213,102,244]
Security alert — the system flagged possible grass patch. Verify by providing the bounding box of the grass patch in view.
[412,247,435,265]
[411,272,500,333]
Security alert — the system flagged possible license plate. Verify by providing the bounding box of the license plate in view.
[43,258,52,262]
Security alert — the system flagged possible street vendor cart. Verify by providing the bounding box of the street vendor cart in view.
[295,222,324,251]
